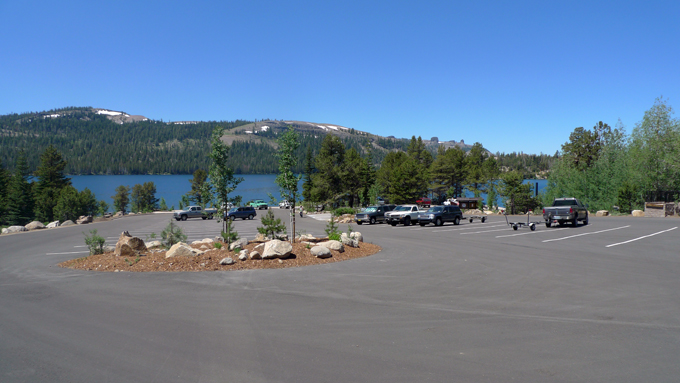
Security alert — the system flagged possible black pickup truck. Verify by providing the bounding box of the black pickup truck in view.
[543,198,589,227]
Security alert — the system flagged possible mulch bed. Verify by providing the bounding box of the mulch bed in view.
[58,241,382,272]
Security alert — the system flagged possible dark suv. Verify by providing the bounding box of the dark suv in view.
[418,205,463,226]
[355,205,396,225]
[225,206,257,220]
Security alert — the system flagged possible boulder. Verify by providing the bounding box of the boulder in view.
[77,215,92,224]
[349,231,363,243]
[310,246,332,258]
[128,212,136,216]
[340,233,359,248]
[254,233,269,242]
[47,220,60,228]
[5,226,28,234]
[146,240,163,249]
[1,228,7,235]
[238,249,249,261]
[297,233,317,241]
[114,211,124,218]
[318,240,345,253]
[229,238,249,251]
[25,221,45,230]
[220,257,235,265]
[191,238,214,245]
[114,232,147,257]
[250,251,261,260]
[262,239,293,259]
[632,210,645,217]
[60,220,75,227]
[596,210,609,217]
[166,242,200,258]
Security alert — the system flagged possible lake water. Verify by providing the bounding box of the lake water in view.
[69,174,548,211]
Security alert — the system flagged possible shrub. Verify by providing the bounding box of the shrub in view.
[325,213,340,239]
[83,229,106,255]
[258,209,286,239]
[329,233,341,241]
[214,242,223,249]
[334,207,355,216]
[221,218,239,244]
[161,220,187,248]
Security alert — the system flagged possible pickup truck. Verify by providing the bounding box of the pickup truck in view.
[248,199,269,210]
[543,198,589,227]
[418,205,463,226]
[384,204,421,226]
[173,206,217,221]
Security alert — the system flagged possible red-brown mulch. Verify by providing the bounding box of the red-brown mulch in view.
[58,241,382,272]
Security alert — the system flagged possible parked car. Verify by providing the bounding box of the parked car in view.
[416,197,432,207]
[384,204,421,226]
[418,205,463,226]
[355,205,396,225]
[225,206,257,220]
[543,198,589,227]
[173,206,217,221]
[248,199,269,210]
[279,200,291,209]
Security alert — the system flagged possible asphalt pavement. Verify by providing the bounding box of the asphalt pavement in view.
[1,209,679,382]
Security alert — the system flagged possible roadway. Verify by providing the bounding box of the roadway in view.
[1,209,679,382]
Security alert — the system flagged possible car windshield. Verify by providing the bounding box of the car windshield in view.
[394,206,410,211]
[553,200,577,206]
[427,207,443,213]
[229,207,238,212]
[362,207,377,213]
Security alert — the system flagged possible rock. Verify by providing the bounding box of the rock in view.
[220,257,235,265]
[128,212,135,216]
[318,240,345,253]
[200,244,209,250]
[114,232,147,257]
[103,245,115,253]
[47,220,60,228]
[632,210,645,217]
[254,233,269,242]
[114,211,124,218]
[77,215,93,224]
[262,239,293,259]
[146,240,163,248]
[5,226,28,234]
[349,232,363,242]
[310,246,332,258]
[25,221,45,230]
[238,250,248,261]
[229,238,249,251]
[214,236,223,243]
[275,234,288,241]
[192,238,214,245]
[340,233,359,248]
[596,210,609,217]
[1,228,7,235]
[254,243,265,251]
[60,220,75,227]
[250,251,261,260]
[297,234,317,241]
[166,242,200,258]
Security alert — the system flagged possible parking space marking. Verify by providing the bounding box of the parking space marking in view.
[605,227,677,248]
[496,227,570,238]
[460,228,512,235]
[46,251,90,255]
[432,224,506,233]
[542,225,630,243]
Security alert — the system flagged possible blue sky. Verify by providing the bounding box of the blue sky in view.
[2,1,678,154]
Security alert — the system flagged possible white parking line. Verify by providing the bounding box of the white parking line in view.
[460,228,512,235]
[496,227,570,238]
[432,224,506,233]
[542,225,630,243]
[606,227,677,248]
[46,251,90,255]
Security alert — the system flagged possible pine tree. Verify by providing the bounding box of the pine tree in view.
[257,209,286,239]
[33,145,71,222]
[302,147,314,202]
[6,151,34,225]
[275,127,302,243]
[112,185,130,213]
[0,159,9,225]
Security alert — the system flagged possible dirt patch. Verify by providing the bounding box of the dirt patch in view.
[59,241,381,272]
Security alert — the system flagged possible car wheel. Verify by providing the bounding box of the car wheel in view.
[202,216,207,220]
[545,221,552,228]
[391,222,397,226]
[572,217,578,227]
[435,218,442,226]
[175,218,180,221]
[369,217,376,225]
[208,214,213,220]
[357,221,363,225]
[248,214,254,220]
[583,213,589,225]
[453,216,460,225]
[230,216,235,221]
[420,222,427,226]
[404,217,411,226]
[181,215,187,221]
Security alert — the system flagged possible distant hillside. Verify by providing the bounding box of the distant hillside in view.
[0,107,478,175]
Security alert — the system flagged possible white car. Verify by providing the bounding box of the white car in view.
[279,200,291,209]
[384,204,421,226]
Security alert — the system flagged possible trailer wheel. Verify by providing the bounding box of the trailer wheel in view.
[513,224,518,230]
[481,216,486,223]
[530,223,536,231]
[545,221,552,228]
[469,218,473,223]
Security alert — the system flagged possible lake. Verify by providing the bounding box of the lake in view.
[69,174,548,211]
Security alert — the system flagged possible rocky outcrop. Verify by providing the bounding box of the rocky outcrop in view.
[262,239,293,259]
[596,210,609,217]
[318,240,345,253]
[114,231,147,257]
[632,210,645,217]
[310,246,331,258]
[333,214,355,224]
[25,221,45,230]
[166,242,202,258]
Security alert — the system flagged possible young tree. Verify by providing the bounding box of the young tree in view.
[302,147,315,202]
[112,185,130,213]
[275,127,302,243]
[188,169,211,206]
[97,200,110,217]
[311,134,345,204]
[6,151,34,225]
[499,171,537,214]
[53,185,82,222]
[79,188,99,216]
[159,198,168,211]
[257,209,286,240]
[209,126,243,243]
[33,145,71,223]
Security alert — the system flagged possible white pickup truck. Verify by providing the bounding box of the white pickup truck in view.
[384,204,421,226]
[173,206,217,221]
